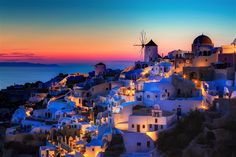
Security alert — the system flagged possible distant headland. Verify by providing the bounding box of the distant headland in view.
[0,62,59,67]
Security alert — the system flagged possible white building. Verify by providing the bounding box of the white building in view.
[128,105,175,134]
[168,49,190,59]
[122,132,157,156]
[150,62,173,77]
[84,125,112,157]
[135,78,175,106]
[113,101,142,131]
[95,62,106,76]
[11,106,27,124]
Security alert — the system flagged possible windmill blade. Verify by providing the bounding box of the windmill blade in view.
[140,46,145,55]
[134,30,147,60]
[139,48,143,57]
[140,30,147,45]
[139,36,143,44]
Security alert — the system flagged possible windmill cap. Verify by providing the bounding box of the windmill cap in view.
[145,39,157,46]
[95,62,105,66]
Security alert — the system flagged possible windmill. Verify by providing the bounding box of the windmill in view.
[133,30,147,56]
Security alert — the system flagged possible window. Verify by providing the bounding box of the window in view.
[132,124,134,128]
[205,59,208,62]
[92,148,94,151]
[106,87,109,91]
[155,118,158,123]
[147,141,150,148]
[155,95,158,98]
[149,124,152,129]
[46,150,49,156]
[137,124,140,132]
[208,51,211,55]
[86,93,90,97]
[161,125,163,129]
[142,125,145,129]
[147,95,150,98]
[155,125,158,131]
[177,89,181,95]
[137,142,141,146]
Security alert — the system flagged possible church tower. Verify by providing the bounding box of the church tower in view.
[144,39,158,62]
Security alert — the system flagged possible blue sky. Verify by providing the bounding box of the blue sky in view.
[0,0,235,62]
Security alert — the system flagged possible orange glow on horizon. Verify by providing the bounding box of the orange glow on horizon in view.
[0,25,193,63]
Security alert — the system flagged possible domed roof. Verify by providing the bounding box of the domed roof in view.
[193,34,213,45]
[95,62,105,66]
[153,104,160,110]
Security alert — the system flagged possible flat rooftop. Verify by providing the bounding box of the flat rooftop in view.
[131,107,173,116]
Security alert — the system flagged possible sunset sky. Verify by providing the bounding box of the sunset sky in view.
[0,0,235,63]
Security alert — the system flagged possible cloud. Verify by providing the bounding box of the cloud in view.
[0,52,34,57]
[0,52,44,62]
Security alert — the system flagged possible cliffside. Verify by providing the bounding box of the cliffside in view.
[183,111,236,157]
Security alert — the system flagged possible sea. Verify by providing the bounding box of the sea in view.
[0,61,133,90]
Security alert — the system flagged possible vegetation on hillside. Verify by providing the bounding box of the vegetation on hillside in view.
[157,110,205,157]
[3,134,47,157]
[104,134,125,157]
